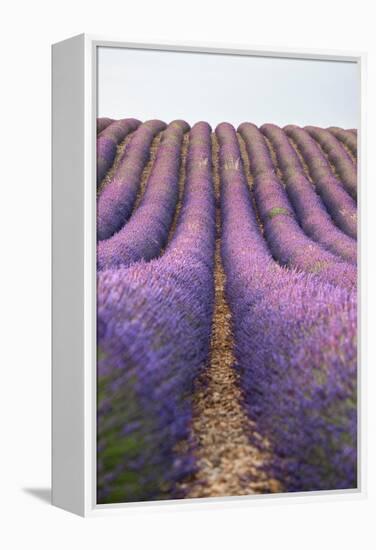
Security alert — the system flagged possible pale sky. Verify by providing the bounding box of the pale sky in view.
[97,46,359,129]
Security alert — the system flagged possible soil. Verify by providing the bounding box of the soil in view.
[132,131,164,212]
[97,131,136,196]
[180,134,281,498]
[165,132,190,247]
[237,133,265,234]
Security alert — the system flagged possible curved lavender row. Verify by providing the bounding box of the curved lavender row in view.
[348,129,358,136]
[97,120,189,271]
[97,118,141,187]
[327,126,357,159]
[164,122,215,265]
[305,125,357,200]
[97,117,114,134]
[238,123,356,289]
[97,120,167,241]
[97,122,215,503]
[284,125,357,239]
[216,122,357,491]
[261,124,356,264]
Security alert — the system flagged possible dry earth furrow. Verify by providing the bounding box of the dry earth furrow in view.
[307,132,356,193]
[287,133,358,233]
[181,134,280,499]
[129,131,164,214]
[286,135,315,185]
[337,139,357,165]
[262,134,285,182]
[165,132,190,248]
[237,133,265,235]
[97,131,136,196]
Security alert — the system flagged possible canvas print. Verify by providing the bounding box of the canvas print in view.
[96,47,358,504]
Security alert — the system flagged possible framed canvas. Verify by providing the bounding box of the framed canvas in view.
[52,34,366,517]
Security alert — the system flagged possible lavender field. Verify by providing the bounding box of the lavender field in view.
[96,118,357,504]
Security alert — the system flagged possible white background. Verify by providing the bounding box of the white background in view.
[1,1,375,548]
[98,47,359,127]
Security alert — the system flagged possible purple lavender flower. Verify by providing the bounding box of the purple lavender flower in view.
[261,123,356,264]
[327,126,357,161]
[216,122,357,492]
[284,125,357,239]
[97,122,215,503]
[305,126,357,201]
[97,117,114,134]
[97,120,166,240]
[97,118,141,187]
[97,117,357,502]
[97,120,189,271]
[238,123,356,290]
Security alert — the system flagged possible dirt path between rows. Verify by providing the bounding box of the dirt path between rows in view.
[165,132,190,247]
[97,131,136,196]
[179,134,280,498]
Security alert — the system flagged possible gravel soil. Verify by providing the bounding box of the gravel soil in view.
[180,134,281,498]
[97,131,136,196]
[165,132,190,247]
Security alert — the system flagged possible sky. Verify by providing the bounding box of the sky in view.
[97,46,359,129]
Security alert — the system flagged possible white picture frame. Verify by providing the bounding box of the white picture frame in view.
[52,33,366,517]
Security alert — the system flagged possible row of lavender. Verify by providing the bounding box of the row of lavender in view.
[97,122,216,503]
[98,120,189,269]
[97,118,357,243]
[96,118,357,502]
[217,123,356,490]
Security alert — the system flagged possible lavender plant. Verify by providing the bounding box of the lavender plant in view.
[261,123,356,264]
[327,126,357,161]
[97,120,189,271]
[97,117,114,134]
[305,126,357,201]
[284,125,357,239]
[97,120,166,240]
[238,123,356,290]
[216,122,357,492]
[97,122,216,503]
[97,118,141,187]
